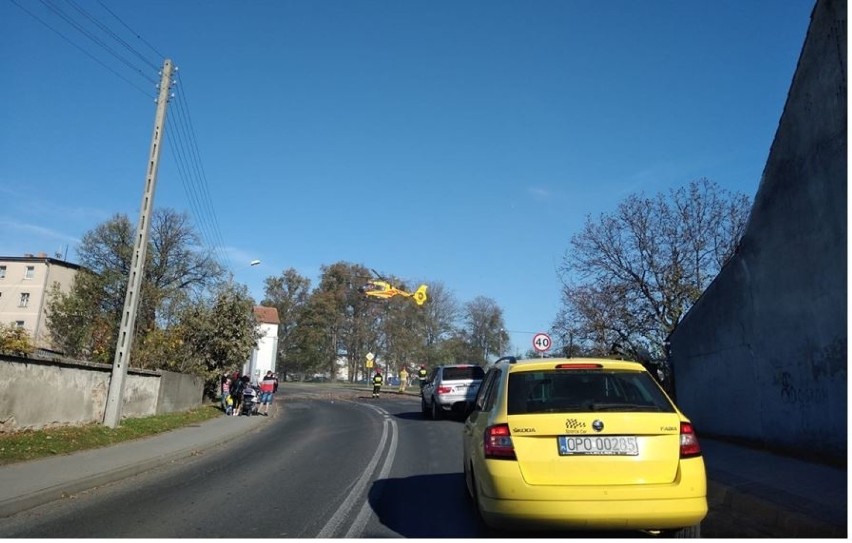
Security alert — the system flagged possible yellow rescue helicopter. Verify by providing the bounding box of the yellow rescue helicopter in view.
[359,270,428,306]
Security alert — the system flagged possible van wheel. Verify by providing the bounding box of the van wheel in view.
[431,399,441,420]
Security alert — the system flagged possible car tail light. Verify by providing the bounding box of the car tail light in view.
[436,386,452,395]
[680,422,702,458]
[484,423,516,460]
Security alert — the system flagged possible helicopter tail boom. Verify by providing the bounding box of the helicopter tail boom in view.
[413,284,428,306]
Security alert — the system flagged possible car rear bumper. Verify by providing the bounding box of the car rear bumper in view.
[476,457,707,531]
[478,494,707,531]
[436,396,475,411]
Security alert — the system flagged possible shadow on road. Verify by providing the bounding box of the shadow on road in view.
[367,472,483,537]
[367,472,654,538]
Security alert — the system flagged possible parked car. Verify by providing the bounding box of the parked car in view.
[462,356,707,536]
[421,364,485,420]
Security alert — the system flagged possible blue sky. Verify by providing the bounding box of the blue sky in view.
[1,0,815,354]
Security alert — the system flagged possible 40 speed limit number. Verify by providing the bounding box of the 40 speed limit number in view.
[532,332,551,353]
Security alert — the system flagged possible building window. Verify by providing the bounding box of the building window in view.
[19,292,29,307]
[25,266,35,279]
[0,266,5,279]
[14,321,25,329]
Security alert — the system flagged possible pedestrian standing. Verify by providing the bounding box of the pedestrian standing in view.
[258,371,276,416]
[372,370,383,398]
[418,365,428,388]
[230,374,246,416]
[399,368,408,393]
[221,375,232,413]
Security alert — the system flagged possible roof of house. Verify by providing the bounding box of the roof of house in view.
[254,306,280,324]
[0,254,83,270]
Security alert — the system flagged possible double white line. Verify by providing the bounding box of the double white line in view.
[317,404,398,538]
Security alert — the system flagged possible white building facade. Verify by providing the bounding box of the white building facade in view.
[0,253,81,353]
[244,306,279,383]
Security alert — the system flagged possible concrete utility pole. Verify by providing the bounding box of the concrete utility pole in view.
[103,59,174,428]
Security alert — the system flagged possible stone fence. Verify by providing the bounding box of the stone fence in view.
[0,353,204,432]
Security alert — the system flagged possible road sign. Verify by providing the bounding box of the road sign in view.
[366,352,374,361]
[532,332,552,353]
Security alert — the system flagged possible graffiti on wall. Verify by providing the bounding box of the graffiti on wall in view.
[776,371,830,406]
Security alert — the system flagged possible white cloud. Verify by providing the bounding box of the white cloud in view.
[528,187,551,200]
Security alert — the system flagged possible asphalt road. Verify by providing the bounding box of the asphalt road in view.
[0,385,764,538]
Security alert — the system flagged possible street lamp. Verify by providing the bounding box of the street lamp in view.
[250,260,261,266]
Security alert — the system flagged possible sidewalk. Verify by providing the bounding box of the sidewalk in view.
[701,438,846,537]
[0,403,846,538]
[0,413,266,518]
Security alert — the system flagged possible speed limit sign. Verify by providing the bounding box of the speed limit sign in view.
[532,333,552,353]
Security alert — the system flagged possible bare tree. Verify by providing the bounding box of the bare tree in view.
[556,178,751,361]
[47,209,223,364]
[416,281,459,367]
[463,296,508,365]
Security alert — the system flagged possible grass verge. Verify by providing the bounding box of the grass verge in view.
[0,404,223,466]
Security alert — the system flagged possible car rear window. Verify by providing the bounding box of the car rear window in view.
[507,369,675,415]
[442,366,485,381]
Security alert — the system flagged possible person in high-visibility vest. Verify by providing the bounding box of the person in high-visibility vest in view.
[372,370,383,398]
[399,368,408,393]
[418,365,428,388]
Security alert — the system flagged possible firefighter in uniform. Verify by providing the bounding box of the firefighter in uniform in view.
[372,370,383,398]
[399,368,408,393]
[418,365,428,388]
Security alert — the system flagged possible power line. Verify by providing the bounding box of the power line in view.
[8,0,234,277]
[173,73,232,269]
[37,0,157,84]
[8,0,154,98]
[96,0,166,61]
[64,0,160,72]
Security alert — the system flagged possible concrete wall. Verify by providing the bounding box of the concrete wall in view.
[0,354,204,432]
[156,370,205,415]
[669,0,846,462]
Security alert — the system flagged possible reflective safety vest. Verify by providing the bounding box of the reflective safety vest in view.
[373,374,383,385]
[418,369,427,379]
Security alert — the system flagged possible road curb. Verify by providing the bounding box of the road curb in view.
[0,414,266,519]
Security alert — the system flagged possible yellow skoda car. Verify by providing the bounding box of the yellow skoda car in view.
[462,357,707,536]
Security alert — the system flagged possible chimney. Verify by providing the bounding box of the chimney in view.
[37,252,47,258]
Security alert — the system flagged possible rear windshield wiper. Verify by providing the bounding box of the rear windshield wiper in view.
[587,403,661,412]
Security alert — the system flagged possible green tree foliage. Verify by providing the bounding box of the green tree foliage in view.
[291,288,343,378]
[376,280,428,377]
[261,268,311,380]
[46,209,224,366]
[0,323,35,356]
[167,282,261,382]
[46,272,115,362]
[555,178,751,361]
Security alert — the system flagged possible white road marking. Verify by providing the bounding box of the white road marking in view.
[345,414,398,538]
[316,404,397,538]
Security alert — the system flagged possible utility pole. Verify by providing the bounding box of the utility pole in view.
[103,59,174,428]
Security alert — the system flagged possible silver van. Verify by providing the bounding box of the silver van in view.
[421,364,485,419]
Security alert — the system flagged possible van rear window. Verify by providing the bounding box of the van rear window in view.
[443,366,485,381]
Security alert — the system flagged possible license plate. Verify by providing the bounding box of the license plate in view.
[557,435,638,456]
